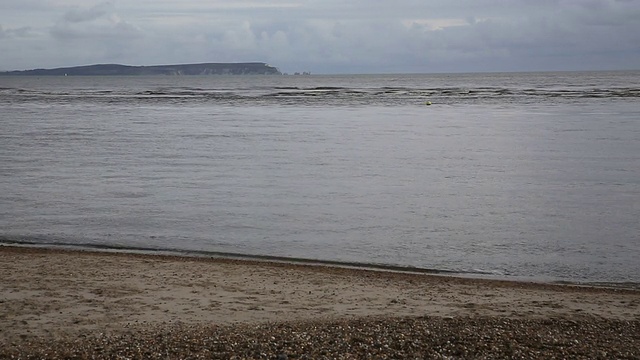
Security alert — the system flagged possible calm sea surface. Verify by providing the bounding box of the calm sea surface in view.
[1,71,639,284]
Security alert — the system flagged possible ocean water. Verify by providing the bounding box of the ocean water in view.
[1,71,639,285]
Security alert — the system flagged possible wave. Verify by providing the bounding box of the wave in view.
[1,236,493,277]
[2,85,639,106]
[4,238,640,290]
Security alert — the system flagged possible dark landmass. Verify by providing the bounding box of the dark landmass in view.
[0,62,281,76]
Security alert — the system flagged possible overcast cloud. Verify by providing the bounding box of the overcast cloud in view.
[1,0,639,73]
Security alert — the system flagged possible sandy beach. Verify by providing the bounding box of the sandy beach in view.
[1,245,639,359]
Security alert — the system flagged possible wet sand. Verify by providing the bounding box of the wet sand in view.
[1,245,639,358]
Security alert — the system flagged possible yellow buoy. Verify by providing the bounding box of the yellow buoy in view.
[425,101,432,106]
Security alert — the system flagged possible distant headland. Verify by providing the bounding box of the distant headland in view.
[0,62,282,76]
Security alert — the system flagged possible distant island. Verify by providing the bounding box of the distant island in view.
[0,62,281,76]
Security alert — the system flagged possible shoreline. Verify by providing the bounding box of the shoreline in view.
[2,245,639,358]
[2,241,637,290]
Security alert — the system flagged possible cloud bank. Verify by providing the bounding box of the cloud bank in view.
[1,0,639,73]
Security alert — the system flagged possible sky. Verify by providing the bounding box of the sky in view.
[1,0,639,74]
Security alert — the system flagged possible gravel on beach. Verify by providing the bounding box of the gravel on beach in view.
[2,316,638,360]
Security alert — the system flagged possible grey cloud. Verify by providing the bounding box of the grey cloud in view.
[51,2,140,41]
[0,24,33,39]
[0,0,49,11]
[1,0,639,72]
[140,1,639,73]
[62,2,114,23]
[51,20,139,40]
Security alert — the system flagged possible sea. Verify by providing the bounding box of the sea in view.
[1,71,639,286]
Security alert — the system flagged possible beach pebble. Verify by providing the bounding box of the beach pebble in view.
[2,316,638,359]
